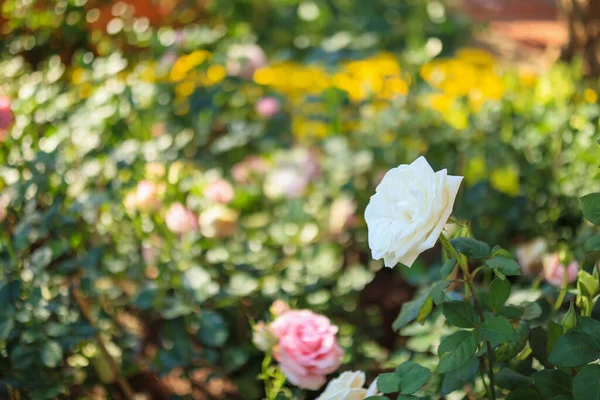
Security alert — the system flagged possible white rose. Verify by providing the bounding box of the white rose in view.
[316,371,379,400]
[365,156,463,268]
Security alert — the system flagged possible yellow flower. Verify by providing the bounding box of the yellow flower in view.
[584,88,597,103]
[71,68,86,85]
[428,93,455,113]
[455,48,496,67]
[491,166,520,197]
[175,80,195,98]
[206,65,227,85]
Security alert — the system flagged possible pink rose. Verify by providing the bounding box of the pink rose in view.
[264,167,308,199]
[226,44,267,79]
[0,96,13,141]
[165,203,198,234]
[255,96,280,118]
[270,310,344,390]
[204,178,234,204]
[231,155,269,184]
[543,254,579,287]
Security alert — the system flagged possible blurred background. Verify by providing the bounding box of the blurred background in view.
[0,0,600,399]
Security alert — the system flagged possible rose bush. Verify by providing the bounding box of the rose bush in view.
[0,0,600,399]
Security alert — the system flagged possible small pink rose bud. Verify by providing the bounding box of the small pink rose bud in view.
[252,321,277,352]
[543,254,579,287]
[0,96,14,141]
[255,96,280,118]
[165,203,199,235]
[204,178,234,204]
[270,300,290,316]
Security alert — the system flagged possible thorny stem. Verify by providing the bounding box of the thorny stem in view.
[439,233,497,400]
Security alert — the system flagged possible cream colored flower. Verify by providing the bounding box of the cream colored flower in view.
[316,371,379,400]
[365,157,463,267]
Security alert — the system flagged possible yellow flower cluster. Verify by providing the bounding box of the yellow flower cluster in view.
[420,48,505,127]
[169,50,227,99]
[254,62,331,101]
[333,53,410,103]
[253,52,410,104]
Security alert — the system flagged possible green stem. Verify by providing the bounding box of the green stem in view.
[439,233,497,400]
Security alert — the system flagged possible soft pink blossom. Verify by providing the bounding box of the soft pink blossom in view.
[264,167,308,199]
[256,96,280,118]
[543,254,579,287]
[270,310,344,390]
[329,197,357,235]
[294,147,320,179]
[226,44,267,79]
[165,203,198,234]
[204,178,234,204]
[0,96,13,141]
[231,155,269,184]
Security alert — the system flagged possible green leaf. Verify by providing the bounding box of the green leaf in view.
[365,397,390,400]
[197,311,228,347]
[585,235,600,252]
[530,326,550,366]
[496,369,534,390]
[573,364,600,400]
[507,388,541,400]
[440,257,457,279]
[573,316,600,342]
[395,361,430,395]
[486,256,521,276]
[441,357,479,395]
[377,373,401,393]
[393,291,432,331]
[41,341,63,368]
[450,237,490,259]
[580,193,600,225]
[0,317,14,340]
[438,330,478,373]
[432,281,450,305]
[533,370,573,399]
[417,296,433,323]
[479,316,515,344]
[496,322,529,362]
[0,280,21,304]
[549,332,600,367]
[486,278,511,312]
[443,301,481,328]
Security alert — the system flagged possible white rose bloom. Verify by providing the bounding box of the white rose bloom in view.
[316,371,379,400]
[365,156,463,268]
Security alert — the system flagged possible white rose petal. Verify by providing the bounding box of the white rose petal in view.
[365,156,463,268]
[317,371,380,400]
